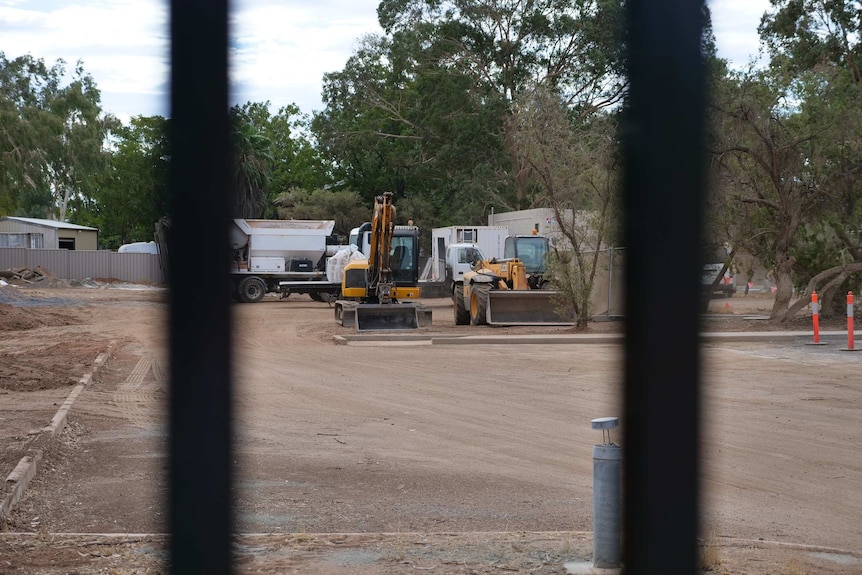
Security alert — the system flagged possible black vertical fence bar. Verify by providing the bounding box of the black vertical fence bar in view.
[169,1,234,574]
[623,1,705,574]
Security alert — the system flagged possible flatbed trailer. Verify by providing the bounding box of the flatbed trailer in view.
[231,271,342,303]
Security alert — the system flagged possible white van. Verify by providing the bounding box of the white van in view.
[702,244,735,298]
[118,241,159,254]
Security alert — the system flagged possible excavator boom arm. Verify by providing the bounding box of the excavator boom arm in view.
[367,192,396,301]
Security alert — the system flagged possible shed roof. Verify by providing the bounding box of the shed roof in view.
[0,216,98,231]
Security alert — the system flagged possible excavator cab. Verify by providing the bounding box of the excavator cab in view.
[335,193,427,331]
[353,226,422,331]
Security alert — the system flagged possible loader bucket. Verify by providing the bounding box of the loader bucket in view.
[355,303,420,331]
[486,290,575,326]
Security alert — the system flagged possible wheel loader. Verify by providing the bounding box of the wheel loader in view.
[453,236,575,326]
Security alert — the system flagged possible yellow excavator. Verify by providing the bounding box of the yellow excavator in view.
[335,192,429,331]
[454,234,574,326]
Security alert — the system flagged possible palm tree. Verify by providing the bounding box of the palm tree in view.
[231,112,271,218]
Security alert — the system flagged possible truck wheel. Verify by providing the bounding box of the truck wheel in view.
[453,285,469,325]
[238,276,266,303]
[470,283,490,325]
[309,292,324,302]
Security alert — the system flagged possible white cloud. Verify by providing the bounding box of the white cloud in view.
[1,0,774,122]
[707,0,771,68]
[230,0,380,113]
[1,0,170,121]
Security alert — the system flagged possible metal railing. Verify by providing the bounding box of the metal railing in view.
[167,1,705,574]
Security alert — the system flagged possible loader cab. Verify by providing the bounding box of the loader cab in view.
[504,235,549,275]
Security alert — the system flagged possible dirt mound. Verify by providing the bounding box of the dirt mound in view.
[0,340,108,392]
[0,302,78,332]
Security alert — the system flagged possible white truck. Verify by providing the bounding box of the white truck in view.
[427,226,508,282]
[436,241,485,297]
[229,218,344,303]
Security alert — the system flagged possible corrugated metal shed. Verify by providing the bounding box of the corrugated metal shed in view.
[0,217,99,250]
[0,248,164,284]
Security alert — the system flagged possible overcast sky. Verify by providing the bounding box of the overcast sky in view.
[1,0,770,123]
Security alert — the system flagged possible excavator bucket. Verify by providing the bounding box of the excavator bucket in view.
[355,303,420,331]
[486,290,575,326]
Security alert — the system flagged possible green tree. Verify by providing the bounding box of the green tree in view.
[381,0,627,203]
[708,62,862,321]
[511,85,620,327]
[230,101,331,218]
[724,0,862,318]
[710,69,821,320]
[231,104,272,218]
[759,0,861,83]
[0,53,115,221]
[273,187,369,238]
[313,33,506,224]
[85,115,169,249]
[0,55,54,215]
[314,0,627,228]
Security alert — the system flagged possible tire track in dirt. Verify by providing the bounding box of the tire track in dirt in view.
[76,351,166,428]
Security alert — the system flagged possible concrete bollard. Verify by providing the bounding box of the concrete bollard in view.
[591,416,621,569]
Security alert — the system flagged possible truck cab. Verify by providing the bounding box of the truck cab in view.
[702,243,736,298]
[445,243,486,288]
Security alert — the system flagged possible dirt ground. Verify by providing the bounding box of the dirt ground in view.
[0,281,860,574]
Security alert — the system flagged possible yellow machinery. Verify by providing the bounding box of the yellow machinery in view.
[335,192,429,331]
[454,240,574,326]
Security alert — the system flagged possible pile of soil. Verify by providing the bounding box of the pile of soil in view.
[0,302,78,332]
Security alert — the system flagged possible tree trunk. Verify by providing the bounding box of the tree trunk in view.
[770,255,796,321]
[57,174,73,222]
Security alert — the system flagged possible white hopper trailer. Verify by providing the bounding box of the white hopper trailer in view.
[229,218,343,303]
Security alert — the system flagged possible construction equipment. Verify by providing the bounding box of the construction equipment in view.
[334,192,429,331]
[227,218,344,303]
[454,234,574,326]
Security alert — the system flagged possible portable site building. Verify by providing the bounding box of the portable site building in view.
[0,217,99,251]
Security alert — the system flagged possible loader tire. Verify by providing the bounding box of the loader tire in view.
[453,285,469,325]
[238,276,266,303]
[469,283,490,325]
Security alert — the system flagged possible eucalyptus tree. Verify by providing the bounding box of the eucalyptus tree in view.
[759,0,861,84]
[730,0,862,318]
[511,84,620,326]
[709,69,826,320]
[313,32,506,224]
[0,53,117,220]
[84,115,170,248]
[0,53,115,220]
[273,187,368,238]
[314,0,627,226]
